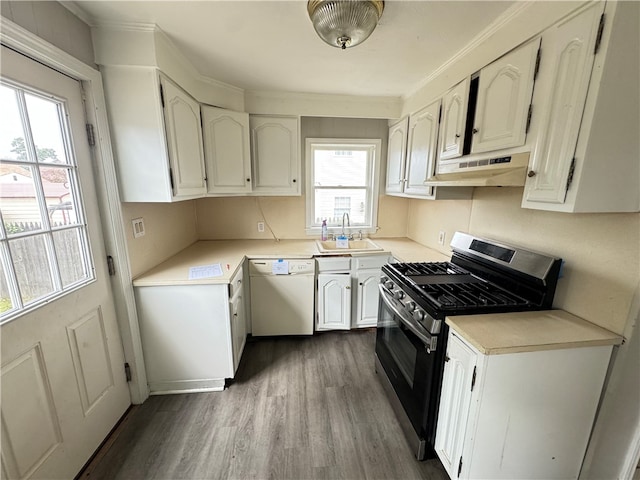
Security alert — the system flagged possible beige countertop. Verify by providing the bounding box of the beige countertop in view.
[132,237,448,287]
[446,310,623,355]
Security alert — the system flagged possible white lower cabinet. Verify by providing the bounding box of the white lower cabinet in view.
[316,254,389,331]
[135,267,246,394]
[435,329,613,479]
[317,273,351,331]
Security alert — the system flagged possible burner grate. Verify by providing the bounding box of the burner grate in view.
[418,281,530,310]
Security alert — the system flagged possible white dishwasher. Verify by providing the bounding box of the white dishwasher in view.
[249,259,316,336]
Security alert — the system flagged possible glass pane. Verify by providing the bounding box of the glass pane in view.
[40,166,79,227]
[9,234,55,306]
[25,93,69,165]
[0,84,28,162]
[0,259,15,315]
[314,188,367,225]
[53,228,89,287]
[0,165,45,235]
[314,148,368,186]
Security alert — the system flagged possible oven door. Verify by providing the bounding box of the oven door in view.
[375,284,444,458]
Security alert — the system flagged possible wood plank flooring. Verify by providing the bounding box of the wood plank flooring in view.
[80,330,448,480]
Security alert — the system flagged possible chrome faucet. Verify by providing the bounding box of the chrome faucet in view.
[342,212,350,237]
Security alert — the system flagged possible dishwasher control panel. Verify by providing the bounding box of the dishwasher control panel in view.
[249,259,316,275]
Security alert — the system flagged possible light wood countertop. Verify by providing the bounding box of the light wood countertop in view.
[132,237,448,286]
[446,310,623,355]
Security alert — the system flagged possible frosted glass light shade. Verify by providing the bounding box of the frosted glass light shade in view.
[307,0,384,49]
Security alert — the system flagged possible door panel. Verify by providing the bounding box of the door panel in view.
[0,46,130,479]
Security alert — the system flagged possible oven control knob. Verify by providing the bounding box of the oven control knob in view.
[413,309,425,323]
[384,281,394,290]
[380,276,389,284]
[393,290,405,300]
[406,301,416,312]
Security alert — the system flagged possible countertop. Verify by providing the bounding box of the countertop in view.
[446,310,623,355]
[132,237,450,287]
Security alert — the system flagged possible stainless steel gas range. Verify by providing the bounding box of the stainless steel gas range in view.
[374,231,563,460]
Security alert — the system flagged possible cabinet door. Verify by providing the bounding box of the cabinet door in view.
[230,293,247,373]
[523,3,603,205]
[250,116,300,195]
[385,117,409,194]
[160,76,207,198]
[317,274,351,331]
[439,78,470,160]
[471,38,540,154]
[202,106,252,195]
[355,269,382,328]
[405,100,441,196]
[435,332,478,480]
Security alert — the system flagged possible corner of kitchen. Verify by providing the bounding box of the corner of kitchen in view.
[0,1,638,479]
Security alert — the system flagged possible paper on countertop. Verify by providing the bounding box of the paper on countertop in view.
[188,263,223,280]
[272,259,289,275]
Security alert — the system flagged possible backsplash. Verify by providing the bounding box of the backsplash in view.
[408,187,639,335]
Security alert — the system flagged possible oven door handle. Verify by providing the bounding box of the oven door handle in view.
[378,285,437,353]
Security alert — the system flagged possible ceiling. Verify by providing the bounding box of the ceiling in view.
[68,1,515,98]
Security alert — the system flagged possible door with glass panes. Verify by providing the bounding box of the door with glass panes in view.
[0,46,130,479]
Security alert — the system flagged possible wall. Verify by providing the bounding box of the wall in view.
[0,1,94,67]
[196,117,409,240]
[121,202,198,278]
[408,188,640,336]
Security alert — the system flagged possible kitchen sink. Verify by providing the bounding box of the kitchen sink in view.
[316,238,384,254]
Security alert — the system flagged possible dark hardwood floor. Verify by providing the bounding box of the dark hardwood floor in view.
[80,330,448,480]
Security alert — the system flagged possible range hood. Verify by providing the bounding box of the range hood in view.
[425,152,530,187]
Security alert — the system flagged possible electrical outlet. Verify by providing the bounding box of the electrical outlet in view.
[257,221,265,233]
[132,218,145,238]
[438,230,446,245]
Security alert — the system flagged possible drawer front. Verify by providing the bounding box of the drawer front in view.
[229,266,244,298]
[354,255,390,270]
[316,256,351,272]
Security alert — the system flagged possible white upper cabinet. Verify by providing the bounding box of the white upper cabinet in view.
[405,100,441,196]
[439,78,470,160]
[249,115,301,196]
[522,1,638,213]
[385,117,409,193]
[160,77,207,198]
[470,38,540,154]
[201,106,252,195]
[101,67,206,202]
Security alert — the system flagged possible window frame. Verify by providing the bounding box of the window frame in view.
[305,138,381,236]
[0,79,95,323]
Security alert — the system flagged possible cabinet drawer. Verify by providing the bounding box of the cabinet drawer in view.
[354,255,390,270]
[316,257,351,272]
[229,266,244,298]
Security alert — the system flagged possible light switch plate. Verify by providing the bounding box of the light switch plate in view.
[132,217,145,238]
[257,222,265,233]
[438,230,446,245]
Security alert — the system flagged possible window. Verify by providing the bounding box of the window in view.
[306,138,381,234]
[0,81,93,322]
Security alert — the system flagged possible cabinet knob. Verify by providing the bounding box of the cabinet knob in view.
[455,134,460,138]
[293,179,297,183]
[445,355,450,362]
[345,286,351,289]
[527,170,536,178]
[246,178,251,182]
[472,128,479,134]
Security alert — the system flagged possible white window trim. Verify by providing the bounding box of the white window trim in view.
[305,138,381,236]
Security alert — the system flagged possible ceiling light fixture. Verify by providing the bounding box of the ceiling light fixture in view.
[307,0,385,50]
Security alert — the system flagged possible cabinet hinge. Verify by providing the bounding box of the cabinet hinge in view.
[458,457,463,477]
[86,123,96,147]
[594,14,605,55]
[169,167,175,191]
[471,366,477,392]
[160,84,165,108]
[107,255,116,276]
[124,362,132,382]
[533,47,541,81]
[525,104,533,134]
[566,157,576,193]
